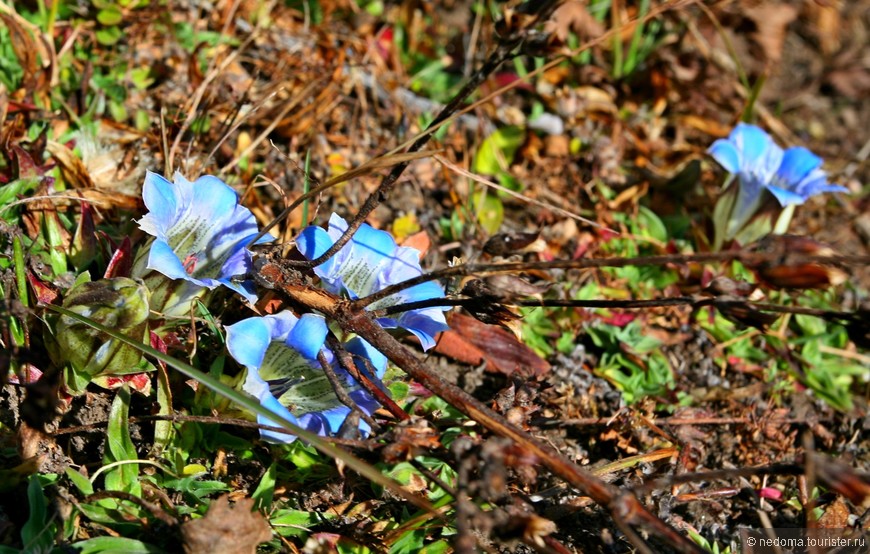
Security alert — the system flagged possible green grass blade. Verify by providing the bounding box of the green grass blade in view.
[45,303,439,517]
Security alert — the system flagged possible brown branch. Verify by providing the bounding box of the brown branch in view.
[377,294,861,324]
[354,250,869,309]
[255,260,705,554]
[316,349,379,431]
[326,334,410,422]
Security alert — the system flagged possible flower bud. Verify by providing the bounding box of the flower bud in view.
[53,277,151,393]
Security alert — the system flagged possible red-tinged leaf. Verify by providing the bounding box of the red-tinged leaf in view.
[11,145,40,180]
[26,270,59,304]
[434,313,550,377]
[150,331,167,354]
[491,72,534,92]
[398,230,430,257]
[758,487,782,501]
[257,293,284,314]
[104,236,133,278]
[7,364,43,384]
[745,234,848,290]
[373,26,393,60]
[597,227,619,242]
[599,312,636,327]
[101,372,151,395]
[7,100,38,113]
[755,264,847,290]
[95,230,119,264]
[434,328,488,366]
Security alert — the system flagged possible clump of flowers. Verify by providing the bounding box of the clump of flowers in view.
[60,170,450,443]
[132,171,273,317]
[296,213,450,350]
[708,123,847,249]
[226,312,388,442]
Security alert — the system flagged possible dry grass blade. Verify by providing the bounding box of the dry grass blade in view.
[433,154,609,230]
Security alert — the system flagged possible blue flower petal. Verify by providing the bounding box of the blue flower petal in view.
[135,172,273,304]
[139,171,178,236]
[708,139,741,175]
[384,310,448,351]
[767,185,807,207]
[297,213,450,351]
[730,124,774,166]
[226,316,274,369]
[226,311,391,443]
[351,223,399,267]
[296,226,341,288]
[217,276,260,305]
[298,407,349,436]
[146,239,192,282]
[286,313,328,361]
[257,393,301,443]
[778,147,822,185]
[345,337,388,380]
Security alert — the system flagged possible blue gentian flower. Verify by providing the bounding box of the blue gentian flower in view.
[708,123,847,212]
[766,146,847,206]
[296,213,449,350]
[225,311,388,443]
[134,171,272,304]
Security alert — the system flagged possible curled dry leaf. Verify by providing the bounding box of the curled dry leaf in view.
[181,495,272,554]
[744,235,847,290]
[545,0,605,43]
[743,2,798,64]
[46,141,96,190]
[433,313,550,378]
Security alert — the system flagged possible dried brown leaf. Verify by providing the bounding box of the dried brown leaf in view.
[434,313,550,377]
[181,495,271,554]
[545,1,605,43]
[744,3,798,64]
[46,141,96,190]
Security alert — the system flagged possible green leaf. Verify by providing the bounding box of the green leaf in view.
[151,364,173,457]
[472,190,503,235]
[21,475,53,551]
[130,67,154,90]
[43,212,68,275]
[711,179,736,250]
[65,467,94,495]
[270,508,323,538]
[473,126,525,175]
[419,540,452,554]
[286,441,323,471]
[636,206,667,243]
[0,177,39,215]
[96,26,122,46]
[161,475,230,503]
[97,6,123,26]
[104,386,140,494]
[252,462,277,511]
[388,381,410,402]
[390,528,427,554]
[71,536,163,553]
